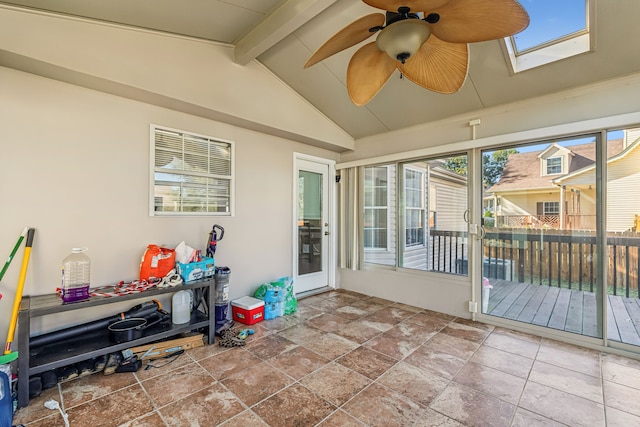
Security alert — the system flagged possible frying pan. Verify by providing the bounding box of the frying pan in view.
[108,316,164,343]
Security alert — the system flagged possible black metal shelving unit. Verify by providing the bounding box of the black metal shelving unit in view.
[16,279,214,408]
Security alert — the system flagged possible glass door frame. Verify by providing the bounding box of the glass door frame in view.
[471,133,611,348]
[293,153,336,294]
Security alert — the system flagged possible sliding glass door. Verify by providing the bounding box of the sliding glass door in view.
[480,135,604,340]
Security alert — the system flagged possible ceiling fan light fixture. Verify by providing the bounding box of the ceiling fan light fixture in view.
[376,19,431,63]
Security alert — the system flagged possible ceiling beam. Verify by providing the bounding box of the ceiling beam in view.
[233,0,337,65]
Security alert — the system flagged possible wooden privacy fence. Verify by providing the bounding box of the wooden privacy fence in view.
[484,229,640,297]
[430,229,640,298]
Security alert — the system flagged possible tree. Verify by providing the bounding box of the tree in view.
[443,149,518,187]
[483,149,517,187]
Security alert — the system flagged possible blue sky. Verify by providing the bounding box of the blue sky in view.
[513,0,587,51]
[486,130,625,154]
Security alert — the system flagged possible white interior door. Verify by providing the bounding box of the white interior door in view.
[294,156,332,294]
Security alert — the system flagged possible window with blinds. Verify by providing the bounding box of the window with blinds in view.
[151,125,234,216]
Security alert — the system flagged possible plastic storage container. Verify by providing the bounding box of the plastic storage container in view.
[214,266,230,304]
[172,290,192,324]
[231,296,264,325]
[61,248,91,303]
[214,266,231,330]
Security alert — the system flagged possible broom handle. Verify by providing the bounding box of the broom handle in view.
[4,228,35,354]
[0,227,28,283]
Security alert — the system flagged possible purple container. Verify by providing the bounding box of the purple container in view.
[61,285,90,303]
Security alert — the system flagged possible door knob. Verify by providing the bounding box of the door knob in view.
[324,231,329,236]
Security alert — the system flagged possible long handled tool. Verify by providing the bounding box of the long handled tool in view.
[206,224,224,258]
[0,227,29,283]
[4,228,35,355]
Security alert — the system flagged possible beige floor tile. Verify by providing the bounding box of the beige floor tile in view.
[198,347,263,380]
[159,383,245,426]
[58,371,136,402]
[426,331,481,360]
[300,332,359,360]
[317,409,367,426]
[604,380,640,417]
[267,345,329,379]
[414,408,465,426]
[404,343,466,379]
[605,406,640,427]
[483,330,540,358]
[219,410,269,426]
[141,362,215,407]
[469,345,534,378]
[453,361,526,404]
[537,338,601,377]
[520,381,605,427]
[439,321,492,343]
[245,334,298,360]
[377,361,449,407]
[333,319,384,344]
[342,383,423,427]
[603,355,640,390]
[306,312,353,333]
[336,346,397,379]
[529,360,603,403]
[252,384,335,427]
[300,362,371,406]
[66,384,154,427]
[430,382,515,427]
[511,408,565,426]
[221,361,293,407]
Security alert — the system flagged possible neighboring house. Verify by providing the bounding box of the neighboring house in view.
[486,132,640,231]
[364,160,468,270]
[554,135,640,232]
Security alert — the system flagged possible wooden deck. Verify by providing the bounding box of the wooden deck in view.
[486,279,640,345]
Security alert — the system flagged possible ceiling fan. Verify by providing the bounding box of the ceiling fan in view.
[304,0,529,106]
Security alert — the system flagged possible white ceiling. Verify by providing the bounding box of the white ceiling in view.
[2,0,640,140]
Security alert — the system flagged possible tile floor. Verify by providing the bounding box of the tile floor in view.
[13,290,640,426]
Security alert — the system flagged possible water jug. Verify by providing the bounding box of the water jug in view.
[61,248,91,303]
[172,290,192,324]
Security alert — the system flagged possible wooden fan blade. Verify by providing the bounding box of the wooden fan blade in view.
[429,0,529,43]
[304,13,385,68]
[347,42,396,106]
[399,35,468,94]
[363,0,450,12]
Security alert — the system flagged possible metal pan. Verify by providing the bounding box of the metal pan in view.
[108,316,162,343]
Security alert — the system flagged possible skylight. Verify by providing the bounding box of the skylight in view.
[503,0,592,73]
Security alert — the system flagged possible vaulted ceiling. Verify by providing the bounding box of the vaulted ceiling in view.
[2,0,640,140]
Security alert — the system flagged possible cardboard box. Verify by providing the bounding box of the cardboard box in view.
[231,296,265,325]
[128,333,204,360]
[176,257,215,282]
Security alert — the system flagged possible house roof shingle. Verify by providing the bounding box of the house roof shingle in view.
[486,139,624,193]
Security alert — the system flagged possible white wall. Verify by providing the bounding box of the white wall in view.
[0,6,353,152]
[0,66,338,340]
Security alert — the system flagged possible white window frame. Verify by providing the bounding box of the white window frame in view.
[404,167,426,249]
[502,0,593,73]
[364,166,390,251]
[149,124,235,216]
[546,156,563,175]
[544,201,560,215]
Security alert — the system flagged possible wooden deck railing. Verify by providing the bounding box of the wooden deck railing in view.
[430,229,640,298]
